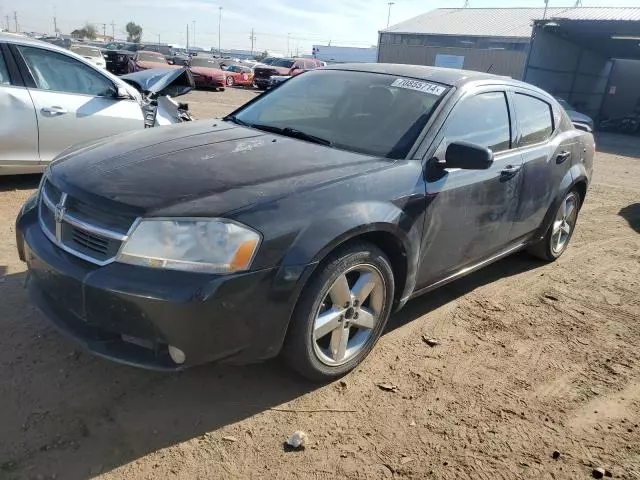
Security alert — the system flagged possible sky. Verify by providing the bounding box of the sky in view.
[1,0,639,54]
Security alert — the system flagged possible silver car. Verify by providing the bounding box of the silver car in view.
[0,33,145,175]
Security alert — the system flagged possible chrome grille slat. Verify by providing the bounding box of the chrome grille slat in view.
[38,179,133,266]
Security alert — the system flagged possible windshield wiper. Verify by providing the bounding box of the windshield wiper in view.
[225,115,251,127]
[249,124,334,147]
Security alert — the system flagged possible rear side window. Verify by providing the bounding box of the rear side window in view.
[443,92,511,153]
[0,51,11,85]
[514,93,554,146]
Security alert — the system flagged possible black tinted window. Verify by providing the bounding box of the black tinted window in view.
[0,51,10,85]
[444,92,511,152]
[514,94,553,146]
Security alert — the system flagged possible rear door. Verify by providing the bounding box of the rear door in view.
[508,90,579,239]
[11,44,144,164]
[417,88,524,286]
[0,43,40,173]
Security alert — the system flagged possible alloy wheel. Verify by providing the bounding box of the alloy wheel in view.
[312,264,386,366]
[551,192,579,255]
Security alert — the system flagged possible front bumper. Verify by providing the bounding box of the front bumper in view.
[17,205,303,371]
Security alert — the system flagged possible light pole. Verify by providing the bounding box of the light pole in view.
[192,20,196,48]
[387,2,395,29]
[218,6,222,55]
[287,33,291,57]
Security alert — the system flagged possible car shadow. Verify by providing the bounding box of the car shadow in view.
[619,203,640,233]
[0,174,41,193]
[0,252,542,478]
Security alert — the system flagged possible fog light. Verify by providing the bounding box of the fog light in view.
[169,345,186,365]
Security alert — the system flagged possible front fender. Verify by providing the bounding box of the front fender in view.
[279,200,422,304]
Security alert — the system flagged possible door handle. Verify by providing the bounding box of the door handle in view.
[500,165,522,177]
[42,106,68,115]
[556,151,571,164]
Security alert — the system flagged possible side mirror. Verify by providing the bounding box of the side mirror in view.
[444,141,494,170]
[115,86,132,100]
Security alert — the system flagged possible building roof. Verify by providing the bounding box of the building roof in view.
[383,7,640,39]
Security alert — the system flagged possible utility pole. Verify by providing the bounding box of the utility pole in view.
[386,2,394,29]
[249,28,256,56]
[543,0,549,20]
[574,0,582,5]
[53,16,58,34]
[5,15,9,32]
[110,21,115,40]
[102,23,106,38]
[287,33,291,57]
[158,33,161,45]
[192,20,196,48]
[13,11,18,33]
[186,23,189,51]
[463,0,470,7]
[218,6,222,55]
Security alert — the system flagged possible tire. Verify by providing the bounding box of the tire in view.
[527,189,582,262]
[281,242,395,382]
[226,76,234,87]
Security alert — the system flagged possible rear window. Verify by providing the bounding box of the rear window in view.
[272,59,294,68]
[137,52,167,63]
[70,46,101,57]
[514,94,554,147]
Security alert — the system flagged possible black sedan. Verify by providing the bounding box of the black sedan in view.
[16,64,595,381]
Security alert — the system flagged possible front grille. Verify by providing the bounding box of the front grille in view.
[38,179,134,266]
[254,68,276,79]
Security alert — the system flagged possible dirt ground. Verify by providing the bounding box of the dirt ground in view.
[0,88,639,480]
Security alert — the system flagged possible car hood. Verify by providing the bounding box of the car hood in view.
[136,60,173,70]
[48,121,392,218]
[121,67,194,96]
[190,66,225,78]
[567,110,594,126]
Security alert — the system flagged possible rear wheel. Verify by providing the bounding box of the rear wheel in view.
[281,243,395,382]
[528,189,581,261]
[226,75,234,87]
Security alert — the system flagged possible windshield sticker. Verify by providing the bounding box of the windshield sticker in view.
[391,78,446,96]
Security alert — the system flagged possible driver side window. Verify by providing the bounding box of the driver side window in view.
[443,91,512,153]
[18,46,115,97]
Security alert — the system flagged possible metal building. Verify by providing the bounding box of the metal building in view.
[379,7,640,122]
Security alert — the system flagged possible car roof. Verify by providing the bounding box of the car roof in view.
[0,32,66,49]
[137,50,165,54]
[322,63,539,90]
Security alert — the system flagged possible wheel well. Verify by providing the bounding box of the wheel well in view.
[573,180,587,206]
[324,231,408,306]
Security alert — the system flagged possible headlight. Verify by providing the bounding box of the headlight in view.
[116,218,261,274]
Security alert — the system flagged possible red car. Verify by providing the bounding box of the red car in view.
[254,58,322,90]
[224,65,255,87]
[189,57,227,91]
[133,51,173,71]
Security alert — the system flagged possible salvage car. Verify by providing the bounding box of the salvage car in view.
[253,58,321,89]
[133,50,172,71]
[223,64,254,87]
[103,42,139,75]
[189,56,227,90]
[69,44,106,69]
[0,33,193,175]
[16,64,595,381]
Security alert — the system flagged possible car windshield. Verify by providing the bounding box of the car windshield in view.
[70,46,101,57]
[190,58,219,68]
[261,58,277,65]
[105,42,137,52]
[271,59,295,68]
[229,70,449,159]
[138,52,167,63]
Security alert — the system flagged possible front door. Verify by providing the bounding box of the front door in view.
[417,90,524,287]
[0,44,39,174]
[12,44,144,163]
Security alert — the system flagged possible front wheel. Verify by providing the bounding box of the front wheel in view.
[281,243,395,382]
[226,76,234,87]
[528,189,581,261]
